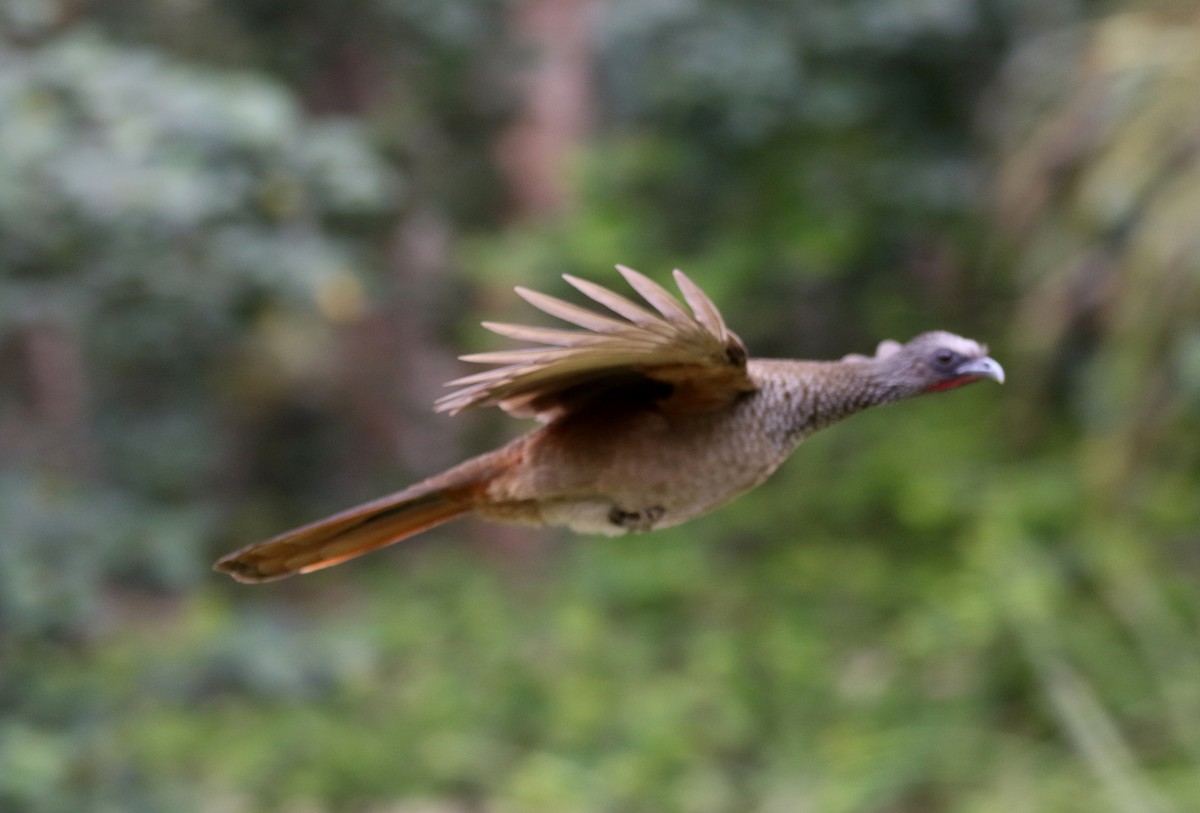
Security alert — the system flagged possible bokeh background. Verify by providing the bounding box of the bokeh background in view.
[3,0,1200,810]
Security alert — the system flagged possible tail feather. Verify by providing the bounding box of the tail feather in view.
[215,484,470,583]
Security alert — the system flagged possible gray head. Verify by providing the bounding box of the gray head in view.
[870,331,1005,398]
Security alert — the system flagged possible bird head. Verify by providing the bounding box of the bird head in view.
[875,331,1005,397]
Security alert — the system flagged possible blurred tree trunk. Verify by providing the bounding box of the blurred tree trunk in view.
[496,0,597,217]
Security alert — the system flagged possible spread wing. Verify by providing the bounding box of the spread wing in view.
[435,265,755,419]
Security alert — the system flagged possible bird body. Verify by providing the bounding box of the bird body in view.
[216,267,1003,583]
[473,359,892,535]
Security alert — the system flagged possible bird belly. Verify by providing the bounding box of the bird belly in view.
[534,498,646,536]
[482,400,798,536]
[528,454,781,536]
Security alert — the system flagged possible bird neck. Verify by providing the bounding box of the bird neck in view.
[752,358,912,441]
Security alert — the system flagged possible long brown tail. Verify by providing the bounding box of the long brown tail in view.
[214,453,509,583]
[214,485,468,583]
[213,484,470,585]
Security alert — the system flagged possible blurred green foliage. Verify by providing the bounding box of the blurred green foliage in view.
[0,30,397,635]
[4,2,1200,813]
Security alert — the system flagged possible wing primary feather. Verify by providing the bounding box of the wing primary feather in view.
[672,269,728,341]
[514,286,629,333]
[615,265,692,323]
[562,274,661,327]
[481,321,609,347]
[442,364,539,388]
[458,348,570,365]
[435,391,486,415]
[459,337,662,367]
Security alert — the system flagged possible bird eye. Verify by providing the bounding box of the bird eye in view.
[935,350,956,366]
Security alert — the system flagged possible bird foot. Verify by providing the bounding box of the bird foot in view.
[607,505,665,532]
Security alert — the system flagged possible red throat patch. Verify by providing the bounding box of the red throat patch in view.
[925,375,980,393]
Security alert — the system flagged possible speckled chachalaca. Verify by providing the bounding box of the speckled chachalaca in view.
[216,266,1003,582]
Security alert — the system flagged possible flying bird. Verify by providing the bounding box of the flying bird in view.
[216,266,1003,583]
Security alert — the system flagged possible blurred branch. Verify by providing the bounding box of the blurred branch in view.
[1033,653,1174,813]
[993,10,1200,481]
[976,512,1177,813]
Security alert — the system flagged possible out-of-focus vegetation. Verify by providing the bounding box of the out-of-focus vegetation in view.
[2,1,1199,811]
